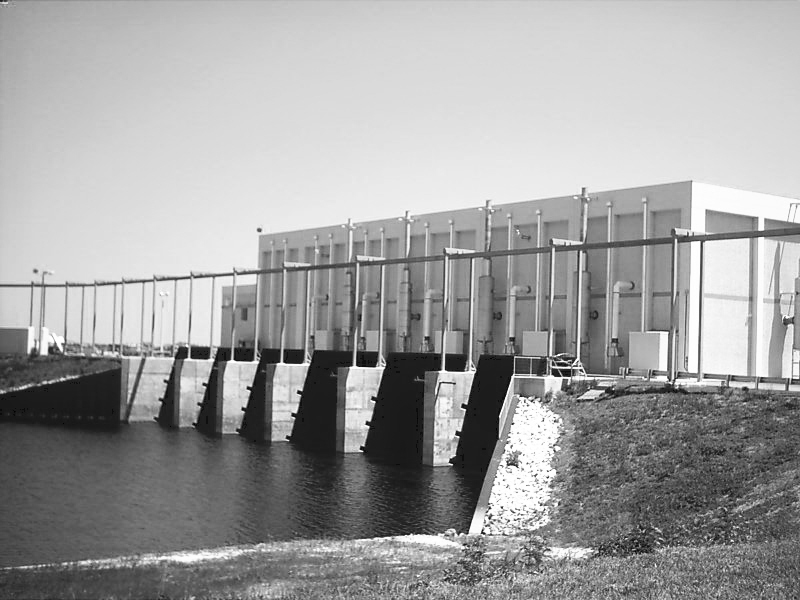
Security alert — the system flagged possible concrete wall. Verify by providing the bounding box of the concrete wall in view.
[687,183,800,377]
[421,370,475,466]
[0,327,35,356]
[178,359,215,427]
[119,357,174,423]
[265,363,310,442]
[335,366,384,453]
[220,361,258,434]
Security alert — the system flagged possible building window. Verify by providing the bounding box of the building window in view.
[241,307,248,321]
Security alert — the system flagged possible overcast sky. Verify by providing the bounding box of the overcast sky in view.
[1,0,798,342]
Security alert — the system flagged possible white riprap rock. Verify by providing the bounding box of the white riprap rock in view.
[482,396,562,535]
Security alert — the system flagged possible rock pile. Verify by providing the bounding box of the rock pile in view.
[482,396,563,535]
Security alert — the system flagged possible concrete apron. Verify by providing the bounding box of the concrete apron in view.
[422,371,476,467]
[335,366,385,454]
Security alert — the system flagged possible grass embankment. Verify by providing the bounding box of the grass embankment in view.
[2,387,799,599]
[0,356,120,392]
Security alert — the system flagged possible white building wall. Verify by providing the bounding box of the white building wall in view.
[220,284,257,348]
[250,181,799,375]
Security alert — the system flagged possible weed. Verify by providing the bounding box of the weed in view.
[443,533,550,586]
[505,449,522,467]
[443,536,489,585]
[594,522,665,558]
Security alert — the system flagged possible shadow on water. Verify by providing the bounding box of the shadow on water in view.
[0,422,483,568]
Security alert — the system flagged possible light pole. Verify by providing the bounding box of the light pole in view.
[33,268,54,355]
[158,290,169,354]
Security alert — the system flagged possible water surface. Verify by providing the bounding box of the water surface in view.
[0,423,482,567]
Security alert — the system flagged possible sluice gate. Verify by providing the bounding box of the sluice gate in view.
[362,353,467,465]
[288,350,377,452]
[451,355,516,471]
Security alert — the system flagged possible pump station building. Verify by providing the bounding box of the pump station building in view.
[221,181,800,379]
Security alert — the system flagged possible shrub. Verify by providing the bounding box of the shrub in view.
[443,536,489,585]
[594,522,665,558]
[444,533,550,585]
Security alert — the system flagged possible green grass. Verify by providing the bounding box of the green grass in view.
[543,388,800,549]
[0,356,120,392]
[2,537,798,599]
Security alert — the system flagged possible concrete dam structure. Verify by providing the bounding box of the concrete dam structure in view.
[115,345,561,468]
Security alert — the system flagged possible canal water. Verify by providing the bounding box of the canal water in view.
[0,423,483,568]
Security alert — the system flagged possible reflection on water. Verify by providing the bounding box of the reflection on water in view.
[0,423,482,567]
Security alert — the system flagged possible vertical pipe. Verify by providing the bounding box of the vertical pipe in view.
[548,245,556,365]
[111,282,117,352]
[279,266,287,364]
[362,228,370,293]
[641,197,649,332]
[39,278,45,354]
[466,257,476,371]
[575,249,584,365]
[397,210,414,352]
[423,222,430,291]
[209,275,216,353]
[378,227,386,367]
[29,281,35,327]
[150,277,156,356]
[139,282,146,355]
[697,240,705,381]
[303,269,312,364]
[604,202,614,373]
[253,269,262,359]
[230,268,238,358]
[351,261,361,367]
[448,220,455,327]
[535,210,542,331]
[440,251,450,372]
[378,262,386,368]
[64,282,69,352]
[309,234,319,348]
[482,200,494,275]
[80,285,86,353]
[171,279,178,355]
[327,233,335,334]
[506,213,513,346]
[187,273,194,356]
[120,280,125,357]
[668,235,680,381]
[268,240,276,348]
[111,284,117,354]
[92,281,98,353]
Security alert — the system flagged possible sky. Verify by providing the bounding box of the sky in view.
[1,0,799,344]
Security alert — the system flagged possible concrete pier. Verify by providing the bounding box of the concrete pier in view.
[362,353,467,465]
[422,370,475,466]
[177,359,215,428]
[290,351,378,452]
[335,366,384,454]
[221,361,258,434]
[263,363,311,442]
[120,357,174,423]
